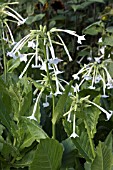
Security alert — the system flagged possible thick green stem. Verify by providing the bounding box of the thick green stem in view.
[44,46,56,139]
[0,22,7,82]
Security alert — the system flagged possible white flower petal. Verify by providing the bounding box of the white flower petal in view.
[88,86,96,89]
[77,35,85,44]
[83,75,92,80]
[70,132,79,138]
[19,54,27,63]
[43,102,49,108]
[27,115,37,121]
[101,94,109,98]
[49,58,63,65]
[28,40,36,49]
[72,74,79,80]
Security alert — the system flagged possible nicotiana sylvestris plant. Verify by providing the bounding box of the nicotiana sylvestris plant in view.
[1,3,113,169]
[7,24,86,139]
[7,23,112,141]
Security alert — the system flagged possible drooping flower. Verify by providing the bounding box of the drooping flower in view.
[77,35,85,44]
[28,40,36,49]
[70,132,79,138]
[43,95,49,108]
[72,74,80,80]
[49,58,63,65]
[27,115,37,121]
[19,53,27,63]
[70,114,79,138]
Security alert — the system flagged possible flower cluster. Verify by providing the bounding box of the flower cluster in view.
[0,2,26,44]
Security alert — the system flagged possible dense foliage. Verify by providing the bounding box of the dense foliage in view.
[0,0,113,169]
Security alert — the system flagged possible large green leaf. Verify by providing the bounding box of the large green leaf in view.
[85,132,113,170]
[61,138,77,168]
[52,82,72,125]
[26,14,45,25]
[103,36,113,46]
[84,96,101,138]
[19,132,35,150]
[7,58,20,73]
[1,141,18,160]
[29,138,63,170]
[63,120,94,162]
[0,94,11,131]
[70,0,104,12]
[72,130,94,162]
[22,117,48,142]
[89,0,104,2]
[13,150,35,168]
[91,142,113,170]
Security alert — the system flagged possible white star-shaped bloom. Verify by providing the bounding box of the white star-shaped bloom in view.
[70,132,79,138]
[49,58,63,65]
[77,35,85,44]
[27,115,37,121]
[19,54,27,63]
[43,102,49,108]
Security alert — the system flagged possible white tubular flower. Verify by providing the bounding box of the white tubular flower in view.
[17,18,27,26]
[54,77,62,96]
[72,74,80,80]
[43,95,49,108]
[27,115,37,121]
[73,83,80,93]
[49,58,63,65]
[70,114,79,138]
[27,89,43,121]
[50,28,78,37]
[88,101,112,120]
[95,75,101,84]
[77,35,85,44]
[43,102,49,107]
[19,54,35,79]
[100,46,106,55]
[57,34,72,61]
[83,75,92,80]
[106,81,113,89]
[7,51,17,59]
[28,40,36,49]
[101,94,109,98]
[88,86,96,90]
[19,53,27,63]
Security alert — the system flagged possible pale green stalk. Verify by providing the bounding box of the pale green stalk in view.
[44,45,56,139]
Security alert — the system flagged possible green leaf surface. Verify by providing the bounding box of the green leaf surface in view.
[106,26,113,33]
[52,82,72,125]
[26,14,45,25]
[1,141,18,160]
[20,132,35,150]
[103,36,113,46]
[13,150,35,168]
[91,142,113,170]
[72,130,94,162]
[84,25,103,35]
[89,0,104,2]
[22,117,48,142]
[84,96,101,138]
[62,138,77,168]
[30,138,63,170]
[0,94,11,131]
[7,58,20,73]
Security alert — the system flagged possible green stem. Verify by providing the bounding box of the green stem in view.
[84,120,95,159]
[0,22,7,82]
[44,45,56,139]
